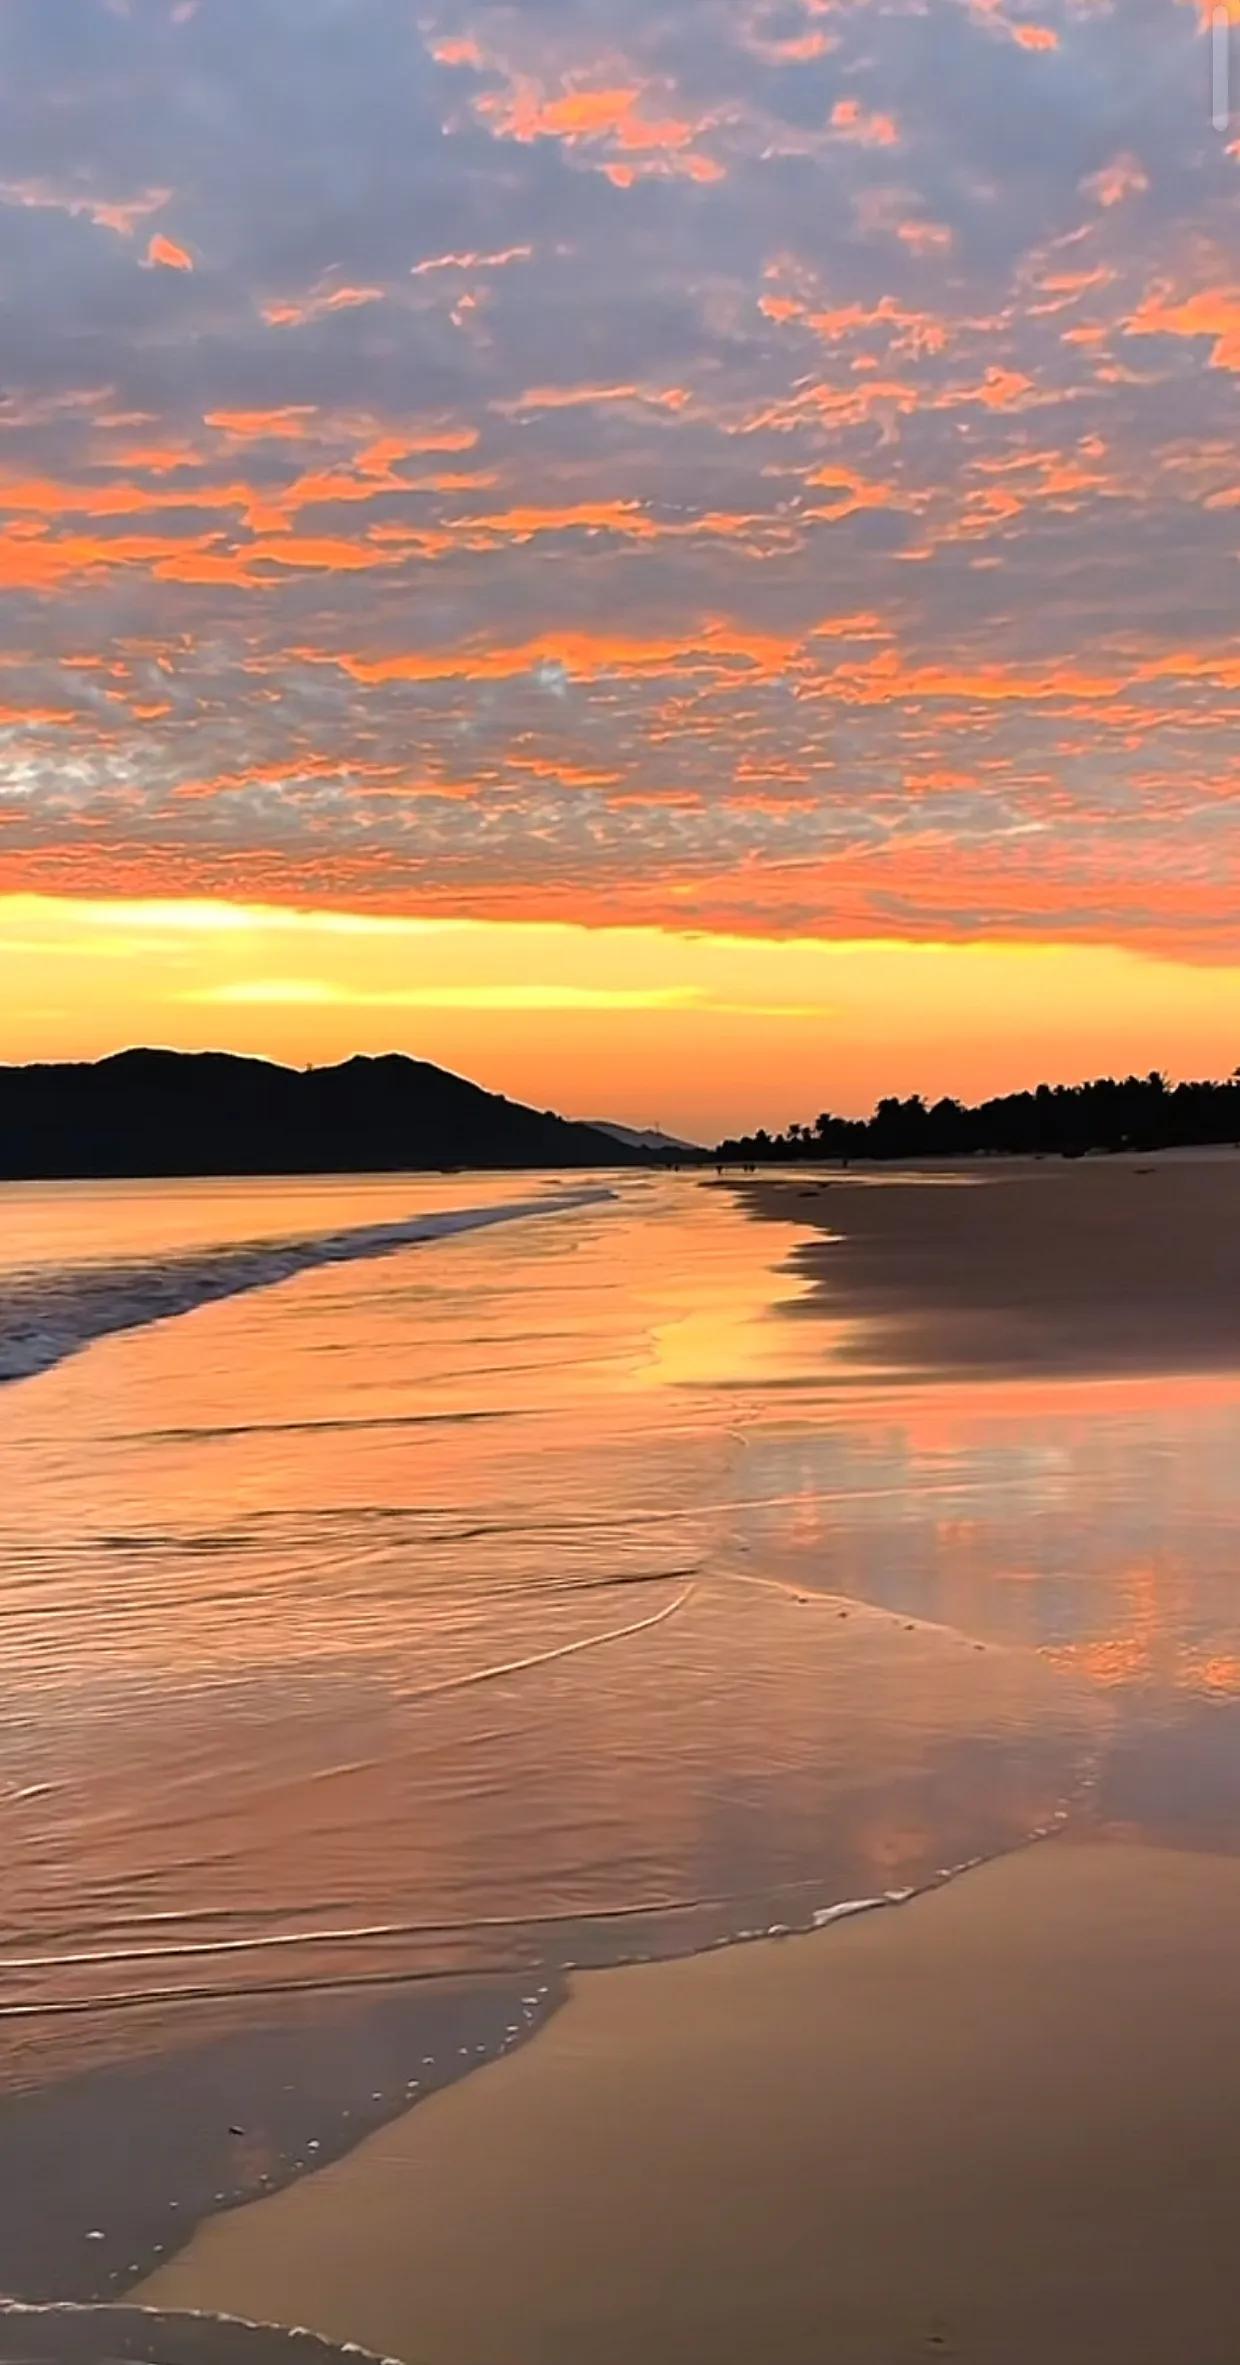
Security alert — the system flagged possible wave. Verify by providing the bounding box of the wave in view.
[0,2304,404,2365]
[0,1819,1078,2027]
[0,1190,614,1387]
[136,1408,512,1444]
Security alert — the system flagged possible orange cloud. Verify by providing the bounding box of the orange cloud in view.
[429,34,484,66]
[1125,286,1240,372]
[263,283,385,328]
[970,0,1063,46]
[830,98,900,146]
[948,366,1037,411]
[451,499,790,550]
[325,621,803,688]
[247,535,412,574]
[763,288,948,359]
[144,232,193,271]
[803,463,911,521]
[473,75,721,181]
[745,375,922,436]
[898,220,954,255]
[0,473,256,531]
[0,702,75,726]
[748,27,834,60]
[205,406,317,441]
[0,179,172,238]
[513,86,642,137]
[412,246,533,276]
[1081,153,1149,207]
[0,526,228,589]
[494,381,689,415]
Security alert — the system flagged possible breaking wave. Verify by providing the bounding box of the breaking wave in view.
[0,1190,614,1387]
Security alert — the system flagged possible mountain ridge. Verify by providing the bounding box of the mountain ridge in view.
[586,1120,702,1157]
[0,1048,647,1180]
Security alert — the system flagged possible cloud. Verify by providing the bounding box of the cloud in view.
[1125,286,1240,372]
[0,179,172,238]
[830,98,901,147]
[0,0,1230,958]
[263,281,386,328]
[189,977,701,1010]
[1080,156,1150,209]
[144,231,193,270]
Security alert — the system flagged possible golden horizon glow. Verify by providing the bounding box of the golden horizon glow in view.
[7,894,1240,1140]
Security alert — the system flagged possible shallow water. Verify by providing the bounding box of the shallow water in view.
[0,2302,396,2365]
[3,1167,1240,2290]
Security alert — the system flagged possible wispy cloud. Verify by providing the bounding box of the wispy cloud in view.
[188,979,702,1011]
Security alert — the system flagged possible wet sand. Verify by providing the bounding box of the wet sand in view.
[0,1973,560,2304]
[741,1152,1240,1377]
[140,1837,1240,2365]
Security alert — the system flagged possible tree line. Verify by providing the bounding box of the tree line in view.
[715,1070,1240,1164]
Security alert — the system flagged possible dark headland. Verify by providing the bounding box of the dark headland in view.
[0,1048,649,1180]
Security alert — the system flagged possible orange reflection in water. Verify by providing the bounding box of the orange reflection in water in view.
[0,1175,1100,2052]
[1,1167,1239,2087]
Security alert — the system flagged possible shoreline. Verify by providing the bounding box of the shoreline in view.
[138,1835,1240,2365]
[0,1973,562,2307]
[736,1155,1240,1379]
[11,1160,1240,2356]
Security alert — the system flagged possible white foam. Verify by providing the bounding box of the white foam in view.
[0,1190,614,1387]
[0,2301,403,2365]
[811,1896,894,1930]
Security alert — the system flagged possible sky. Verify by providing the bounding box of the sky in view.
[0,0,1236,1138]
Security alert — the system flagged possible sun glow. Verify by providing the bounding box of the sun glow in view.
[7,895,1240,1140]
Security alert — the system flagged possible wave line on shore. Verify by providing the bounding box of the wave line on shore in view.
[398,1578,695,1707]
[0,1189,615,1386]
[0,1826,1077,2023]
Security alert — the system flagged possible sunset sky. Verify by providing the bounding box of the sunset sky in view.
[0,0,1236,1138]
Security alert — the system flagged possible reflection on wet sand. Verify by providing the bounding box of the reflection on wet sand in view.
[742,1153,1240,1377]
[3,1160,1240,2301]
[0,1974,561,2304]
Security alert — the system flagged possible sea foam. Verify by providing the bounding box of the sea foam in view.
[0,2303,403,2365]
[0,1189,614,1387]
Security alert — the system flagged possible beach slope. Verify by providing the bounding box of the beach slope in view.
[141,1839,1240,2365]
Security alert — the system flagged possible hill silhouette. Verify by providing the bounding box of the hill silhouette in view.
[716,1070,1240,1164]
[0,1049,645,1180]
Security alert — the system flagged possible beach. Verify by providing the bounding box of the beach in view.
[4,1158,1240,2352]
[739,1152,1240,1379]
[140,1834,1240,2365]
